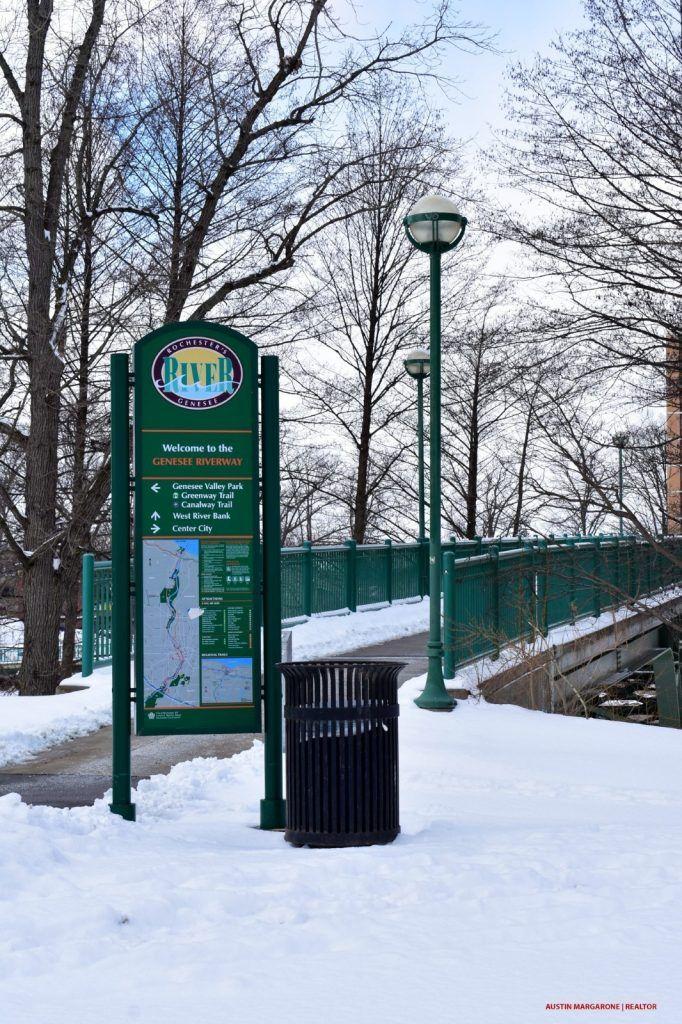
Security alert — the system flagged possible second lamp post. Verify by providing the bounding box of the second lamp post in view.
[403,348,430,544]
[404,194,467,711]
[404,348,430,599]
[612,432,629,536]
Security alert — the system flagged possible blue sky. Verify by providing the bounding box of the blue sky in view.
[352,0,587,142]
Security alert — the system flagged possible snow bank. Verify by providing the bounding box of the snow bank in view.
[0,679,680,1022]
[0,667,112,768]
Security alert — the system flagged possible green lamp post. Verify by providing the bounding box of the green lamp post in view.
[612,432,629,536]
[404,194,467,710]
[403,348,430,544]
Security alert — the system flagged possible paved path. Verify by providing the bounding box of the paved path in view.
[0,631,429,808]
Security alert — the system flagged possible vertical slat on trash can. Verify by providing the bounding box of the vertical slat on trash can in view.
[303,666,310,835]
[347,664,356,836]
[330,665,338,832]
[320,665,326,834]
[392,668,398,827]
[364,666,371,835]
[313,664,321,835]
[372,667,376,835]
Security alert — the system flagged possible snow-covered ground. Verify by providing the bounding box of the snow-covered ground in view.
[0,675,680,1023]
[0,599,429,768]
[288,595,428,658]
[0,666,112,768]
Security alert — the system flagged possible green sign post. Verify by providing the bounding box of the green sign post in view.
[109,321,285,829]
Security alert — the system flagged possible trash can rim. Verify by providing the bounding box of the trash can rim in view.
[276,659,406,670]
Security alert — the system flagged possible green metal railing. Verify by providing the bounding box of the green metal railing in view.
[442,535,682,677]
[79,533,682,677]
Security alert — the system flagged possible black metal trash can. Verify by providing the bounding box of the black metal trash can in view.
[280,660,402,848]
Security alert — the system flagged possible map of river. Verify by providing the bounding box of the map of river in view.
[142,538,201,710]
[142,538,254,709]
[201,657,253,705]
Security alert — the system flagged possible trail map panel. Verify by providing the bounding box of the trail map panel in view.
[142,538,200,712]
[134,322,261,735]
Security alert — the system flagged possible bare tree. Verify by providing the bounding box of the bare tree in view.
[494,0,682,410]
[0,2,156,693]
[0,0,490,691]
[279,434,342,544]
[56,29,155,675]
[287,77,461,542]
[129,0,489,325]
[622,424,670,536]
[528,390,664,538]
[440,287,535,538]
[0,1,108,694]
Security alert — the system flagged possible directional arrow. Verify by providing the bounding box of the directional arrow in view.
[151,483,160,493]
[151,524,160,534]
[151,511,161,520]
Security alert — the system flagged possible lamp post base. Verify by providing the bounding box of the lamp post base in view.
[414,643,457,711]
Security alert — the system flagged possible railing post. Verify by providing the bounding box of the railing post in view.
[490,545,500,659]
[523,541,536,640]
[81,553,94,678]
[538,539,549,636]
[474,534,482,555]
[344,539,357,613]
[443,550,456,679]
[592,536,601,619]
[384,538,393,604]
[567,537,576,623]
[302,540,313,617]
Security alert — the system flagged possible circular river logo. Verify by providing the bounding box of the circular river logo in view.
[151,336,243,409]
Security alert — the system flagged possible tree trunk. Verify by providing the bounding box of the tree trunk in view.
[60,573,79,678]
[351,210,383,543]
[465,363,481,539]
[18,351,64,695]
[164,15,188,324]
[15,0,105,694]
[353,406,373,543]
[60,217,94,679]
[512,409,533,535]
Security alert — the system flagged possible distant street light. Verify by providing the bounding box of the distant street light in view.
[404,194,467,711]
[612,432,629,536]
[403,348,430,545]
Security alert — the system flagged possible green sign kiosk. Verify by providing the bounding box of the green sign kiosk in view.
[109,322,285,830]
